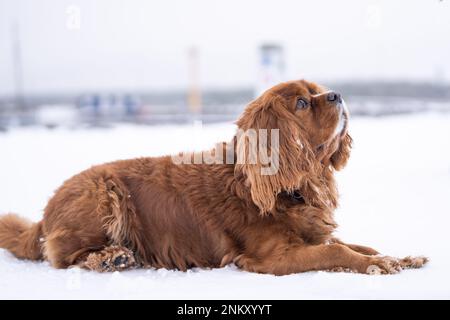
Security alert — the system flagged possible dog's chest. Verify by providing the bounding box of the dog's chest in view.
[286,206,337,244]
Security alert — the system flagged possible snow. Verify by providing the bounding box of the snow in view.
[1,113,450,299]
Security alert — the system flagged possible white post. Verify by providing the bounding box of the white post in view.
[187,46,202,115]
[11,20,25,112]
[256,44,285,97]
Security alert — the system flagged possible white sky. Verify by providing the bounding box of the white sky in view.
[0,0,449,95]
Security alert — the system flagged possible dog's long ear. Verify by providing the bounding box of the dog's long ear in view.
[330,133,352,170]
[235,94,315,215]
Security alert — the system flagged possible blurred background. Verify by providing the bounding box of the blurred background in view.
[0,0,449,128]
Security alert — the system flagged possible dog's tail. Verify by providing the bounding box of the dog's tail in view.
[0,213,43,260]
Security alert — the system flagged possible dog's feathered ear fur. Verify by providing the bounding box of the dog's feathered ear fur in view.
[235,94,316,215]
[330,133,352,171]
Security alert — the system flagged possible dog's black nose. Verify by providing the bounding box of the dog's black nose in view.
[327,92,342,103]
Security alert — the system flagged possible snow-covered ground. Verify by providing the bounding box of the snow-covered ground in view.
[0,113,449,299]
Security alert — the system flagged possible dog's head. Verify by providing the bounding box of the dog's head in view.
[235,80,352,214]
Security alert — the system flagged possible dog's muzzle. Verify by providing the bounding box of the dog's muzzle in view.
[334,98,348,136]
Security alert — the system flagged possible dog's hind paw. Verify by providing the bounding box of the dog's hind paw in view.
[82,245,136,272]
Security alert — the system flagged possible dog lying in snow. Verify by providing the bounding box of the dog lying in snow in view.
[0,80,427,275]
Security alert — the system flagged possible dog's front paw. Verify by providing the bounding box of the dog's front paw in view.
[366,255,428,275]
[366,256,402,275]
[399,256,429,269]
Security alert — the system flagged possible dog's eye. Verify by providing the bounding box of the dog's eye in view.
[296,98,308,110]
[292,190,304,202]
